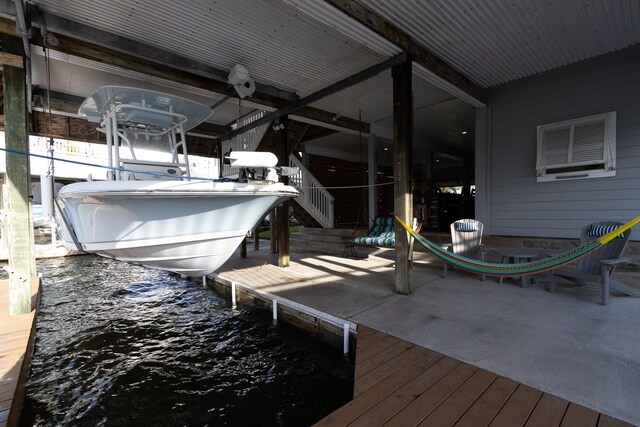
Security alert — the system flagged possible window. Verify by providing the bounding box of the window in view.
[536,112,616,182]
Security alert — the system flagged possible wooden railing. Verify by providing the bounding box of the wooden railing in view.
[221,110,270,177]
[220,113,335,228]
[288,155,334,228]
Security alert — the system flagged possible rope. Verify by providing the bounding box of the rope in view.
[395,215,640,277]
[299,181,393,190]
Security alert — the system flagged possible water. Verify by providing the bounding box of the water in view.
[21,256,354,426]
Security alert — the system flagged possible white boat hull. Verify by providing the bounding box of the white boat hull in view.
[56,180,297,276]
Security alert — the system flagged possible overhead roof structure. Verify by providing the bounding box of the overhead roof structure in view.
[0,0,638,157]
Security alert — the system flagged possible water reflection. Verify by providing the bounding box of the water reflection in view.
[22,256,353,426]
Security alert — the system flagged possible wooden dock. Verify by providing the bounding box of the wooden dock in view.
[315,325,633,427]
[0,278,40,427]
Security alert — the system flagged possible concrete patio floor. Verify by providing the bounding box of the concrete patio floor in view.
[215,243,640,425]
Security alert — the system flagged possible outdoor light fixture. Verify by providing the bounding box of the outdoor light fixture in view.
[461,131,468,135]
[228,64,256,99]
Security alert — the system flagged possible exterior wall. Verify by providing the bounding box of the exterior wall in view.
[477,46,640,241]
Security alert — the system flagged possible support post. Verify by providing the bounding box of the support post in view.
[240,237,247,258]
[368,134,376,227]
[269,209,277,254]
[254,225,260,251]
[2,34,36,315]
[343,323,350,355]
[231,282,237,308]
[275,117,290,267]
[392,59,413,295]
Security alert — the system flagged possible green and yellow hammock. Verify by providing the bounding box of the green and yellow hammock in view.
[395,215,640,278]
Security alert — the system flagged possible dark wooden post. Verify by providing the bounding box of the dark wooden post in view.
[269,208,277,254]
[392,59,413,295]
[254,224,260,251]
[240,237,247,258]
[2,34,36,314]
[274,118,291,267]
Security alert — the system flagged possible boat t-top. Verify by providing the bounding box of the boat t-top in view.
[56,86,298,276]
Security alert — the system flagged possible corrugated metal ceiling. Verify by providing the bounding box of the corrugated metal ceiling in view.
[358,0,640,87]
[26,0,640,154]
[33,0,390,97]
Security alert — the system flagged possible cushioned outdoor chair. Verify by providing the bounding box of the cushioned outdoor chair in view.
[443,219,485,280]
[549,221,636,305]
[353,217,421,258]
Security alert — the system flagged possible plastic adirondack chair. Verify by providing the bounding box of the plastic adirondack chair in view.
[443,219,485,280]
[549,221,636,305]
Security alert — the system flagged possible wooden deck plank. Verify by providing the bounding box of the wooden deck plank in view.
[418,369,498,426]
[350,357,461,426]
[0,391,14,403]
[597,414,635,427]
[382,363,478,426]
[489,384,543,427]
[313,351,445,426]
[0,278,40,427]
[354,328,380,350]
[560,403,599,427]
[454,376,520,427]
[525,393,569,427]
[353,345,428,396]
[356,325,378,340]
[355,332,401,362]
[355,339,417,379]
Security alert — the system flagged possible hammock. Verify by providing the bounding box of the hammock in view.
[394,215,640,278]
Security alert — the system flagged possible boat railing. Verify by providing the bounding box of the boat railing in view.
[288,155,334,228]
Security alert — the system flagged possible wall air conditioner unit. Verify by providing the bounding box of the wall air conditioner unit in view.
[536,112,616,182]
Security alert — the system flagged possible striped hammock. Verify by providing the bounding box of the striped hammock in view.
[395,215,640,277]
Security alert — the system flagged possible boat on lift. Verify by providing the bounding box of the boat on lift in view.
[56,86,298,276]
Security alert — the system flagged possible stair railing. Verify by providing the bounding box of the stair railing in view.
[221,110,270,177]
[288,155,334,228]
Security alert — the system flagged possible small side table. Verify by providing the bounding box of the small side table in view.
[494,247,541,288]
[341,237,358,258]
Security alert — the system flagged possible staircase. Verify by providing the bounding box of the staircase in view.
[287,155,334,228]
[221,110,270,177]
[228,112,335,228]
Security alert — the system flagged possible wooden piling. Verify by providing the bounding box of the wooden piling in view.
[1,34,36,315]
[274,117,290,267]
[392,59,413,295]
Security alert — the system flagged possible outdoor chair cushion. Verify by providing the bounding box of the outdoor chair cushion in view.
[353,217,395,247]
[454,221,479,232]
[588,224,625,238]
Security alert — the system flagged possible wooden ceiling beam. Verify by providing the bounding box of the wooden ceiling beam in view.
[323,0,488,106]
